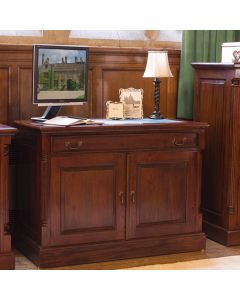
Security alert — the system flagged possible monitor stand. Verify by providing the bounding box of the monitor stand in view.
[31,106,62,123]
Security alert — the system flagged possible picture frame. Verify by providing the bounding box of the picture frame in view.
[119,87,143,119]
[106,101,124,119]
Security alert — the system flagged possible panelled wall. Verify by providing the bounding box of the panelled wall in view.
[0,45,180,125]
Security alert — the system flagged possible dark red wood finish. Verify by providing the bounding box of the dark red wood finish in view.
[193,63,240,245]
[0,124,17,269]
[14,120,208,268]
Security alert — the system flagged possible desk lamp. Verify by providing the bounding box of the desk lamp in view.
[143,51,173,119]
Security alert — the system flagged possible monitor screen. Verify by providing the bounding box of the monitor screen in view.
[33,44,88,106]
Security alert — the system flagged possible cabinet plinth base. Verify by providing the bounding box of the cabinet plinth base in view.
[0,252,15,270]
[203,221,240,246]
[15,232,206,268]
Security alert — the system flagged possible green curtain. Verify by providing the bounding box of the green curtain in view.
[177,30,240,119]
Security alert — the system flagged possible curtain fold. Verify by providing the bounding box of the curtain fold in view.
[177,30,240,119]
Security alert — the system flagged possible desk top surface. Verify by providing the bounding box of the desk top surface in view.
[15,118,209,134]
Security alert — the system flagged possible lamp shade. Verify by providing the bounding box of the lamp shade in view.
[143,51,173,78]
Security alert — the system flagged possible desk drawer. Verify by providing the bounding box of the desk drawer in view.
[51,133,198,153]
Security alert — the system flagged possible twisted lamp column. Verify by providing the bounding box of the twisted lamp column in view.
[149,77,163,119]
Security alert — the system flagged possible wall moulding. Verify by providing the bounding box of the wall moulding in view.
[0,30,181,50]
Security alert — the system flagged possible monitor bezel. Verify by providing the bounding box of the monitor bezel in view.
[32,44,89,106]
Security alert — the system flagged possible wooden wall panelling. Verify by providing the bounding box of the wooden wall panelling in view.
[88,47,180,119]
[19,66,34,120]
[0,45,180,125]
[0,46,32,124]
[0,67,9,123]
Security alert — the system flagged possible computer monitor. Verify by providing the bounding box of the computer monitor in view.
[32,44,88,122]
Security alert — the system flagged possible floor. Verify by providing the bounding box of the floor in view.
[14,238,240,270]
[126,255,240,270]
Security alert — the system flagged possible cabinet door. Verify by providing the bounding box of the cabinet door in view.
[49,152,126,246]
[127,150,201,239]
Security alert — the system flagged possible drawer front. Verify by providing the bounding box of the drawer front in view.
[51,133,198,153]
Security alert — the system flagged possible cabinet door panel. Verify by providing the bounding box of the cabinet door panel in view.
[127,151,201,239]
[49,153,125,246]
[138,163,187,223]
[61,167,115,231]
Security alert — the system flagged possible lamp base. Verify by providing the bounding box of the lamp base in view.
[149,112,164,119]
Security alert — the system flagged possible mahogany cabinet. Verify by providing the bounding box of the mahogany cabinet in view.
[14,120,208,268]
[193,63,240,245]
[0,124,17,269]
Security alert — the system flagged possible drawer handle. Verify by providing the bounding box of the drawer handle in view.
[172,138,187,147]
[65,141,83,150]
